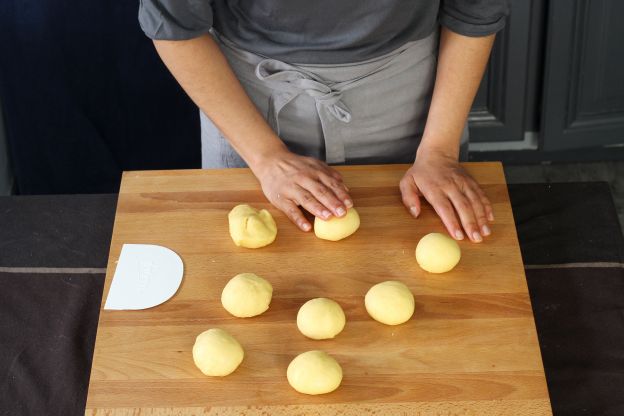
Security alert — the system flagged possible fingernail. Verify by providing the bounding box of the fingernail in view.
[472,231,483,242]
[336,207,346,216]
[410,206,419,217]
[482,224,491,236]
[301,222,311,231]
[344,199,353,208]
[454,230,464,240]
[322,210,331,219]
[488,212,495,221]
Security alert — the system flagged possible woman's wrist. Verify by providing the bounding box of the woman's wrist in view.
[416,135,460,162]
[246,138,290,177]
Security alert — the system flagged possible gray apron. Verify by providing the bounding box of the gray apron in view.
[201,30,469,168]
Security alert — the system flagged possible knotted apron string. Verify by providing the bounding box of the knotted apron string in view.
[255,59,351,164]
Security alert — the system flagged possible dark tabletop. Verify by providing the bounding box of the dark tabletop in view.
[1,184,623,416]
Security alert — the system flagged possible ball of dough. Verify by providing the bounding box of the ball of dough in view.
[192,328,244,376]
[415,232,461,273]
[228,204,277,248]
[287,350,343,395]
[314,208,360,241]
[365,281,414,325]
[221,273,273,318]
[297,298,346,340]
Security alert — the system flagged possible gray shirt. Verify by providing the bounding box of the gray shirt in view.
[139,0,509,64]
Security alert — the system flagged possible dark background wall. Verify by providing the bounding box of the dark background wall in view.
[1,0,624,194]
[0,1,200,195]
[469,0,624,161]
[0,98,11,194]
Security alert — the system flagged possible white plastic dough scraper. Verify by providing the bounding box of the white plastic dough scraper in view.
[104,244,184,310]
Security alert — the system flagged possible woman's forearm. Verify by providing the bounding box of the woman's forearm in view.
[153,34,352,230]
[400,27,496,243]
[418,27,495,158]
[153,35,287,170]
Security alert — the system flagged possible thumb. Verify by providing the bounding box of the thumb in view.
[399,176,421,218]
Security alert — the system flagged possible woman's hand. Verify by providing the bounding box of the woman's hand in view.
[399,149,494,243]
[253,150,353,231]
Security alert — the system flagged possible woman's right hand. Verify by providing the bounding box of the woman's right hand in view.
[154,34,350,227]
[253,150,353,231]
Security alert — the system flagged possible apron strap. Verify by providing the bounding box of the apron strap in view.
[255,59,351,164]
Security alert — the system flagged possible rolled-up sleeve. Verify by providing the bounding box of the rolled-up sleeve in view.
[138,0,214,40]
[440,0,510,37]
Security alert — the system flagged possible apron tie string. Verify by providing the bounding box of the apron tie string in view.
[255,58,350,164]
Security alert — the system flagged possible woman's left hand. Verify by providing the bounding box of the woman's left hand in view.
[399,149,494,243]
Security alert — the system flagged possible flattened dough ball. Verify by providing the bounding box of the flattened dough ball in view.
[221,273,273,317]
[415,232,461,273]
[192,328,244,376]
[314,208,360,241]
[228,204,277,248]
[287,350,343,395]
[297,298,346,340]
[365,280,415,325]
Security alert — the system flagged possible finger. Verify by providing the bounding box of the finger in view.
[399,177,421,218]
[292,186,333,220]
[464,186,491,236]
[278,198,312,232]
[474,185,495,222]
[328,167,343,182]
[299,176,347,217]
[424,191,464,240]
[446,190,482,243]
[320,165,347,189]
[318,173,353,208]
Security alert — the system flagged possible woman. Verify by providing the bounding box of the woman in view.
[139,0,509,242]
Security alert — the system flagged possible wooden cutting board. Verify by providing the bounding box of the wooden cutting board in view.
[85,163,552,415]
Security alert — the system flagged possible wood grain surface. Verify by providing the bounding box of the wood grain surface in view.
[85,163,552,415]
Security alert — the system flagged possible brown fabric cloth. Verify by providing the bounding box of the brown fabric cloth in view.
[509,182,624,416]
[0,272,104,416]
[525,267,624,416]
[0,195,114,416]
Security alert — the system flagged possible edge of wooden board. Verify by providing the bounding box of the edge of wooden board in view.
[86,398,552,415]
